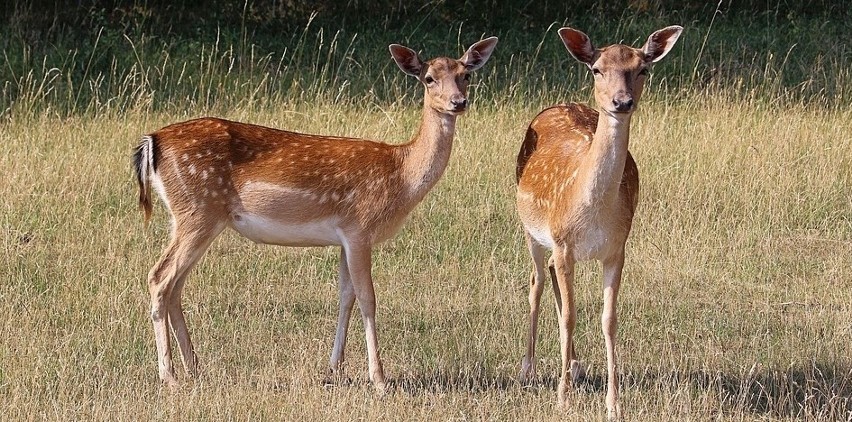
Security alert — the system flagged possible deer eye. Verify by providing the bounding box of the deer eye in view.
[592,68,602,76]
[424,75,435,84]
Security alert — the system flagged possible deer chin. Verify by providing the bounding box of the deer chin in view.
[602,108,635,120]
[428,100,468,115]
[440,105,467,116]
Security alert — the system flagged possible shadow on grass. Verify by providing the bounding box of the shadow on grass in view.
[390,361,851,419]
[662,362,851,420]
[392,367,519,395]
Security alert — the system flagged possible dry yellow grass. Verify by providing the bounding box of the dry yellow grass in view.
[1,95,850,420]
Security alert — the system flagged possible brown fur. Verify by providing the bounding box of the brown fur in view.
[146,118,409,239]
[516,103,639,245]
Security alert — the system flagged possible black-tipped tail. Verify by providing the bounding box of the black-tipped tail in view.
[515,126,539,183]
[132,135,156,225]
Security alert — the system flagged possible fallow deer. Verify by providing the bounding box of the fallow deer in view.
[133,37,498,390]
[515,26,682,419]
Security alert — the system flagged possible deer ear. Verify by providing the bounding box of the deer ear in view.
[459,36,498,72]
[642,25,683,64]
[389,44,423,77]
[558,27,597,67]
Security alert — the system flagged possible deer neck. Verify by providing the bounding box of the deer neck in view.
[400,106,457,202]
[574,110,631,208]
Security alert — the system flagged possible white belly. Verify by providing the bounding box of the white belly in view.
[517,190,554,249]
[522,216,618,262]
[230,213,341,247]
[573,225,611,261]
[525,221,554,250]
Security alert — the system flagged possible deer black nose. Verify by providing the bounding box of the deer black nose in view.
[612,97,634,112]
[451,97,468,110]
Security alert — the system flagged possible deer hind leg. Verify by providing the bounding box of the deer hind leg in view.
[148,222,222,386]
[327,247,356,384]
[340,237,385,391]
[551,243,577,407]
[602,251,624,420]
[520,232,548,383]
[163,272,197,380]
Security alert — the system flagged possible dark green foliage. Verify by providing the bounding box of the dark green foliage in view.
[1,1,850,117]
[3,0,849,35]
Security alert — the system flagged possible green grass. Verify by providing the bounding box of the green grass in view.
[2,7,851,421]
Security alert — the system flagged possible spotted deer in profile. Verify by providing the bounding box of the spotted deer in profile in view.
[133,36,498,390]
[515,26,682,419]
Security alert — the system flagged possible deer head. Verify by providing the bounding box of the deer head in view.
[389,37,498,115]
[558,26,683,117]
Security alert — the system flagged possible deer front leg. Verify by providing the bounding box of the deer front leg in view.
[520,233,548,383]
[602,252,625,420]
[327,247,356,385]
[341,237,386,391]
[549,256,585,384]
[551,244,577,407]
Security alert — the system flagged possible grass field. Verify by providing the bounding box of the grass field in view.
[2,7,851,421]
